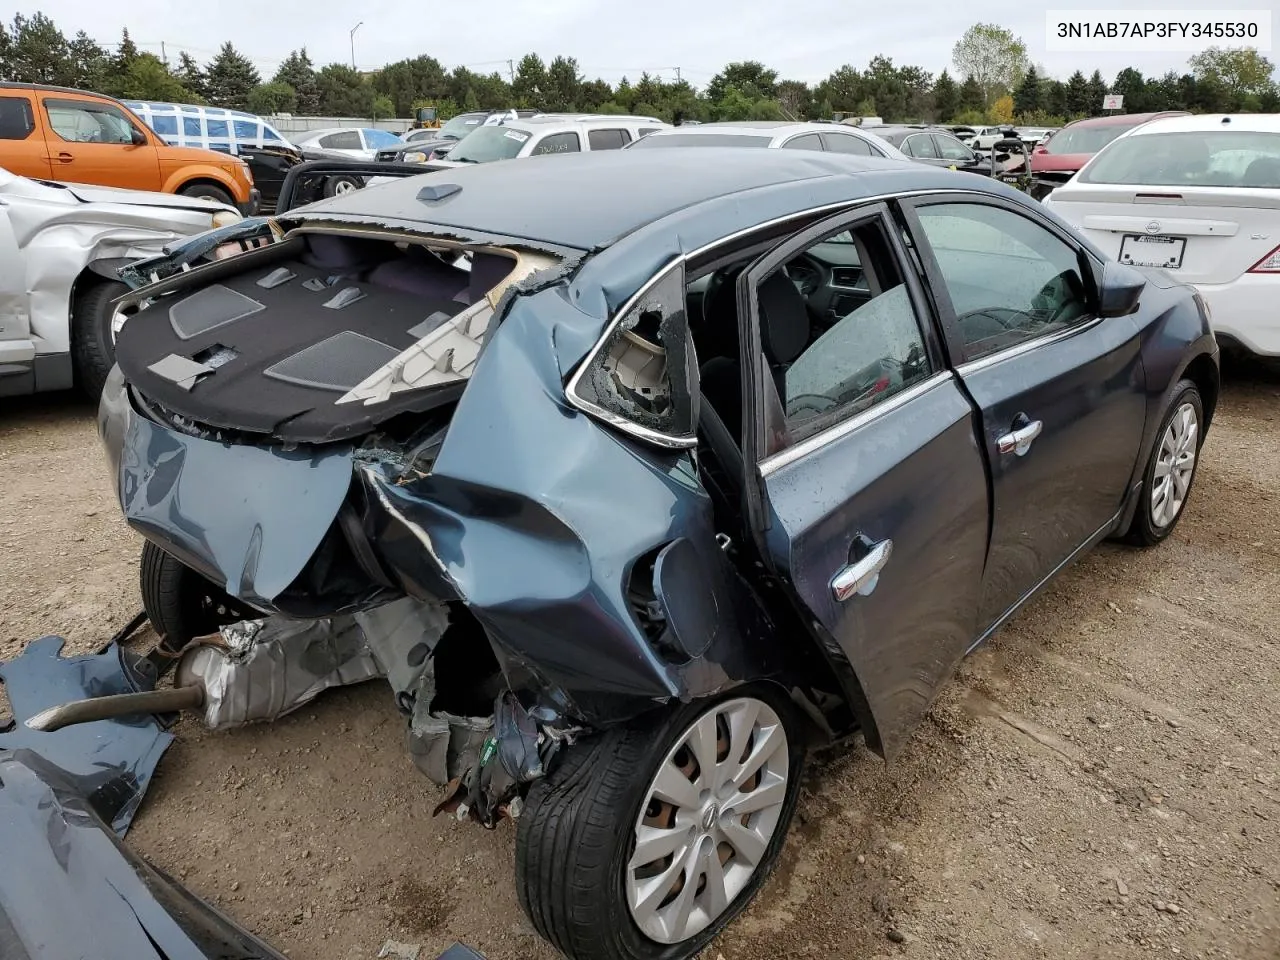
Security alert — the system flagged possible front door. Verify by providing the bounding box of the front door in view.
[902,195,1147,631]
[38,94,161,191]
[0,93,52,180]
[737,204,990,760]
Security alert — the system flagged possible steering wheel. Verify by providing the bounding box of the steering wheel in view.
[782,257,822,297]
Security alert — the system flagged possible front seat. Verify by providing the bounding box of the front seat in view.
[699,269,812,437]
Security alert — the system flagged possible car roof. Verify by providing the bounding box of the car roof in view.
[1062,111,1191,130]
[1123,113,1280,135]
[292,147,971,251]
[516,114,665,126]
[646,121,859,136]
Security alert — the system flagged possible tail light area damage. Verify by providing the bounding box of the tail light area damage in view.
[92,223,837,827]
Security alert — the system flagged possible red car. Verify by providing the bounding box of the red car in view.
[1030,111,1190,198]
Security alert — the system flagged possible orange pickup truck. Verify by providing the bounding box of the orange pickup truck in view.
[0,83,259,213]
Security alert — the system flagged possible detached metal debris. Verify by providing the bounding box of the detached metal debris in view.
[0,635,173,835]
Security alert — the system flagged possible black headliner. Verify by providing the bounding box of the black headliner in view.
[286,148,929,251]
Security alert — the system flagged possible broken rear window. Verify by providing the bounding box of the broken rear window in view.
[567,260,698,448]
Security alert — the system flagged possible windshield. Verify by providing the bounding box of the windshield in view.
[1081,130,1280,188]
[1045,123,1138,155]
[628,133,773,148]
[439,115,483,139]
[446,125,531,163]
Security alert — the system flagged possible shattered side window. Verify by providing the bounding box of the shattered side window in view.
[568,261,698,447]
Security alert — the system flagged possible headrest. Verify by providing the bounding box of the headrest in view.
[757,272,810,365]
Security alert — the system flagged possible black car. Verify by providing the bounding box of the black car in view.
[99,149,1217,960]
[863,124,993,174]
[236,142,303,212]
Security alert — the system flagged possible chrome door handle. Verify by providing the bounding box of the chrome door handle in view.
[831,538,893,602]
[997,419,1043,456]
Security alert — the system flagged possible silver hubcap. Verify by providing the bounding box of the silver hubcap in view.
[626,697,790,945]
[1151,402,1198,528]
[109,304,136,344]
[334,179,356,194]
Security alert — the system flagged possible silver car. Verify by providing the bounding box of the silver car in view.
[0,166,240,398]
[626,121,912,160]
[433,114,671,165]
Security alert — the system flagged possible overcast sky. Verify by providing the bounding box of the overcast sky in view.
[21,0,1279,87]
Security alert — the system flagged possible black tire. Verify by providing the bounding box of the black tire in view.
[71,279,128,400]
[140,540,252,645]
[516,685,804,960]
[1125,378,1204,547]
[322,175,362,198]
[179,182,235,205]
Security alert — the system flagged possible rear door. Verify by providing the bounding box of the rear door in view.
[586,128,631,151]
[737,203,990,759]
[0,92,51,179]
[901,193,1146,633]
[38,93,161,191]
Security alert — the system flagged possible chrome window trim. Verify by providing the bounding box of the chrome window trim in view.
[955,315,1105,375]
[760,371,954,476]
[564,188,977,449]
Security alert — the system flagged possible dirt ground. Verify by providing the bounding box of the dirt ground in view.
[1,364,1277,960]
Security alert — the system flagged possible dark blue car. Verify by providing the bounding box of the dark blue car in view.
[99,148,1218,960]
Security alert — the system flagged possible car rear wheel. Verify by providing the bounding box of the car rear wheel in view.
[1126,378,1204,547]
[179,183,235,206]
[516,687,803,960]
[140,540,254,645]
[71,279,129,400]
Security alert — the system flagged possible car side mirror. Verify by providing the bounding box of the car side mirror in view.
[1098,261,1147,317]
[130,127,148,146]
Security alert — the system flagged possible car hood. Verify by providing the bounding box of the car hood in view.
[1031,152,1091,173]
[62,181,234,213]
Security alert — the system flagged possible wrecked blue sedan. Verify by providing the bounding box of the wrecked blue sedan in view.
[95,148,1218,960]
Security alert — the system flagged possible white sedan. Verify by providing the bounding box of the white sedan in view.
[1044,113,1280,356]
[0,167,241,398]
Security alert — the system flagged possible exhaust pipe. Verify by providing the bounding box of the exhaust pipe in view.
[25,685,206,732]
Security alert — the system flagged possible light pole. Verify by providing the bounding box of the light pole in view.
[349,21,362,71]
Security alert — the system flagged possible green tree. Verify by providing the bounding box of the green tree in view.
[372,95,395,120]
[544,55,582,111]
[816,65,864,113]
[707,61,778,103]
[958,74,985,112]
[777,79,814,119]
[1013,65,1042,116]
[7,13,72,85]
[248,81,296,115]
[373,55,447,116]
[952,22,1028,108]
[273,48,319,114]
[113,27,138,77]
[203,42,261,109]
[580,78,614,111]
[932,70,959,121]
[1085,70,1108,115]
[121,52,199,102]
[1111,67,1149,113]
[67,31,108,90]
[512,53,547,107]
[0,22,12,78]
[1188,46,1275,97]
[1043,79,1068,117]
[173,52,206,101]
[315,63,373,116]
[1064,69,1089,116]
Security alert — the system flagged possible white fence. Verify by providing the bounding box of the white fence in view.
[267,115,414,135]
